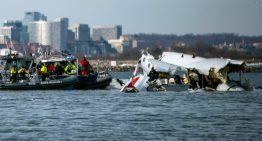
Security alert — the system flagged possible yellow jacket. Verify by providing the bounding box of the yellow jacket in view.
[65,64,77,75]
[40,65,47,74]
[10,67,17,76]
[18,68,26,74]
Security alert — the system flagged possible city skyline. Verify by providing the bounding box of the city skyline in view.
[0,0,261,36]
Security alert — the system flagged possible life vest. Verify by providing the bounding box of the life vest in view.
[10,67,17,76]
[40,65,47,74]
[65,64,77,75]
[49,64,55,72]
[81,69,88,76]
[18,68,26,77]
[80,58,89,66]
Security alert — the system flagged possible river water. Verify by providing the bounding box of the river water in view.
[0,72,262,141]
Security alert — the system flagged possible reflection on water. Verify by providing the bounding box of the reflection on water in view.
[0,90,262,140]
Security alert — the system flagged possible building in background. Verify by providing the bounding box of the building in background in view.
[0,35,7,44]
[3,20,23,28]
[108,35,138,54]
[20,11,47,43]
[253,43,262,49]
[28,21,50,45]
[0,11,126,57]
[28,17,69,51]
[67,38,118,58]
[23,11,47,26]
[69,24,90,42]
[51,18,69,51]
[92,25,122,41]
[108,36,124,54]
[0,20,23,43]
[0,26,20,43]
[67,24,118,57]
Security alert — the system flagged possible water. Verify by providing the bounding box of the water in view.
[0,72,262,140]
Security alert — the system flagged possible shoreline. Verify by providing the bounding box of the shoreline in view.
[89,60,262,73]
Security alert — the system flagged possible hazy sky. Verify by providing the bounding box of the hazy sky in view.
[0,0,261,35]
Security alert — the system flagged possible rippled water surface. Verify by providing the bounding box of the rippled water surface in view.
[0,72,262,141]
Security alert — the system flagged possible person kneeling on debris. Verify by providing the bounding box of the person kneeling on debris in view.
[148,67,159,82]
[65,63,77,75]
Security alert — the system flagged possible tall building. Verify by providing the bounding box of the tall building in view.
[108,35,137,54]
[0,35,7,44]
[28,21,51,46]
[51,18,69,51]
[1,20,23,43]
[28,18,69,51]
[23,12,47,26]
[92,25,122,41]
[3,20,23,28]
[21,12,47,43]
[69,24,90,42]
[0,26,20,43]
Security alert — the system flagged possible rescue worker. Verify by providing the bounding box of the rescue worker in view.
[18,66,27,80]
[208,68,222,88]
[64,62,77,75]
[10,65,18,83]
[181,74,189,84]
[81,68,88,76]
[80,56,89,67]
[37,62,43,75]
[148,67,159,81]
[48,63,56,75]
[55,63,64,75]
[79,56,92,76]
[29,63,37,75]
[40,63,48,81]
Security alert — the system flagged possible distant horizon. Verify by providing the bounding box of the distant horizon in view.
[0,21,261,37]
[0,0,261,36]
[1,19,262,36]
[124,32,262,37]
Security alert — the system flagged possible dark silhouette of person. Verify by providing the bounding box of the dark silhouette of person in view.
[148,67,159,81]
[55,63,64,75]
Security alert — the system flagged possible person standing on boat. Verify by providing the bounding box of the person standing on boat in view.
[29,63,37,74]
[48,63,56,75]
[55,63,64,75]
[80,56,89,66]
[37,62,43,75]
[10,65,18,83]
[40,64,48,81]
[64,62,77,75]
[18,66,27,80]
[80,56,92,76]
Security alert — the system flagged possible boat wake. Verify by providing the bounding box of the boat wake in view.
[108,78,129,90]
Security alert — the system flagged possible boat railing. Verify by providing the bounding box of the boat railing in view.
[0,70,37,84]
[0,70,62,84]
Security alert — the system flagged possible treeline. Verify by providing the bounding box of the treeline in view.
[147,43,262,60]
[135,33,262,48]
[115,33,262,61]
